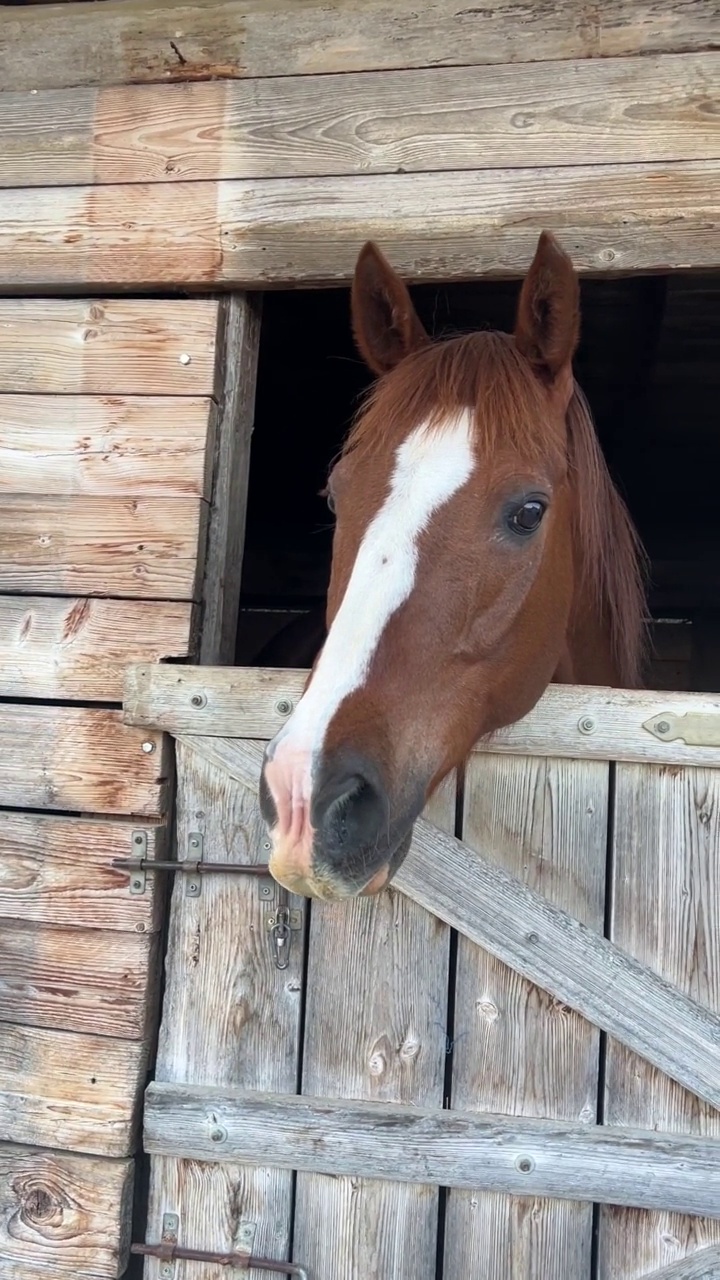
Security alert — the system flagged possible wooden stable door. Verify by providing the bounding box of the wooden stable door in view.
[125,666,720,1280]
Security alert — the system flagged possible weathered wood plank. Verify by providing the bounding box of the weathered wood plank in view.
[0,1023,147,1156]
[3,54,718,188]
[0,597,193,702]
[0,812,166,933]
[175,736,720,1111]
[199,293,261,665]
[0,495,204,598]
[2,0,716,92]
[1,161,718,289]
[0,1143,133,1279]
[642,1246,720,1279]
[0,395,213,496]
[144,1084,720,1219]
[0,921,159,1040]
[123,665,720,768]
[600,765,720,1278]
[144,738,304,1278]
[445,755,607,1276]
[294,776,454,1280]
[0,706,169,816]
[0,299,218,395]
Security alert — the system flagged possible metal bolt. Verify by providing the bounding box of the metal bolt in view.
[209,1125,227,1143]
[189,836,201,851]
[526,931,540,944]
[160,1265,173,1280]
[578,715,596,735]
[179,352,191,365]
[275,698,293,717]
[515,1155,535,1174]
[134,833,144,845]
[190,692,207,708]
[132,877,144,891]
[141,740,156,754]
[655,720,670,735]
[262,840,271,851]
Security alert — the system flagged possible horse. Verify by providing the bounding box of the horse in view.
[259,231,647,901]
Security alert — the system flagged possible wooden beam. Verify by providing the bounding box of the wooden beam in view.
[199,293,261,665]
[0,395,213,497]
[3,54,718,188]
[0,597,193,701]
[0,1143,133,1279]
[144,1083,720,1219]
[0,812,166,933]
[1,0,716,92]
[123,665,720,769]
[0,705,169,816]
[0,161,718,289]
[642,1246,720,1278]
[180,734,720,1111]
[0,495,204,599]
[0,1023,147,1157]
[0,298,218,395]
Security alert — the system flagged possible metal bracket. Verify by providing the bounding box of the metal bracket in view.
[131,1210,309,1277]
[643,710,720,748]
[128,831,148,895]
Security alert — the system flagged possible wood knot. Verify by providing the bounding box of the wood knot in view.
[25,1188,55,1221]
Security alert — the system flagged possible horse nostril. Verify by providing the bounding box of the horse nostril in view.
[314,757,388,861]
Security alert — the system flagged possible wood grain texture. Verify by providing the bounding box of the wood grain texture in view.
[0,921,159,1040]
[0,706,169,816]
[123,664,720,768]
[199,292,261,665]
[0,811,166,933]
[0,1143,133,1279]
[0,1023,147,1156]
[144,738,304,1279]
[0,596,193,701]
[0,161,718,289]
[294,775,454,1280]
[600,765,720,1278]
[3,53,718,188]
[2,0,716,92]
[170,737,720,1110]
[643,1245,720,1278]
[144,1083,720,1218]
[0,394,213,496]
[0,298,218,394]
[0,495,204,599]
[445,755,607,1277]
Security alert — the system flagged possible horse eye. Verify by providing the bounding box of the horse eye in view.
[507,498,547,536]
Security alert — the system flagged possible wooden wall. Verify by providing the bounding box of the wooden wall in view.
[0,0,717,288]
[0,299,225,1279]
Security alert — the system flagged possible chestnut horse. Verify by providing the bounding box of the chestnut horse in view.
[260,232,646,900]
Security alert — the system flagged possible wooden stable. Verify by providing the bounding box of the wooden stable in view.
[0,2,718,1279]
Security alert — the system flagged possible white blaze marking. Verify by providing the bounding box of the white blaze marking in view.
[266,412,476,802]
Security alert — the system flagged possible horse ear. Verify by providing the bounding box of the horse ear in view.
[351,241,429,375]
[514,231,580,381]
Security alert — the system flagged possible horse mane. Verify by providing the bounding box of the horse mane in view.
[343,331,647,688]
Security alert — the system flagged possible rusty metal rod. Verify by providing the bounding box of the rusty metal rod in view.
[130,1242,308,1278]
[113,859,270,876]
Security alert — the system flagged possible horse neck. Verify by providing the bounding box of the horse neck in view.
[556,587,619,687]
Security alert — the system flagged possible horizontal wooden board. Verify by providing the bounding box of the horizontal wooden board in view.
[0,495,204,598]
[124,664,720,767]
[0,395,213,496]
[0,298,218,394]
[0,161,718,289]
[0,705,169,816]
[0,1142,132,1278]
[2,53,718,188]
[643,1247,720,1279]
[184,733,720,1112]
[0,1023,147,1156]
[0,812,166,932]
[1,0,716,92]
[0,920,159,1040]
[0,596,193,701]
[144,1083,720,1218]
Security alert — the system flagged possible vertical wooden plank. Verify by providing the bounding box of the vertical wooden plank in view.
[200,293,262,665]
[293,776,456,1279]
[600,763,720,1279]
[446,754,608,1279]
[143,738,304,1279]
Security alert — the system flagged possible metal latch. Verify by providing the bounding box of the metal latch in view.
[643,711,720,748]
[131,1213,309,1277]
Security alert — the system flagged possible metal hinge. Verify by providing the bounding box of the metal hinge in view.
[643,710,720,748]
[131,1213,309,1277]
[114,834,303,968]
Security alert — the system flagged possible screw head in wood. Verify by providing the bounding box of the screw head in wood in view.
[577,715,596,735]
[190,692,207,708]
[275,698,293,717]
[209,1124,227,1143]
[515,1155,535,1173]
[179,352,192,365]
[655,720,670,735]
[141,740,156,754]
